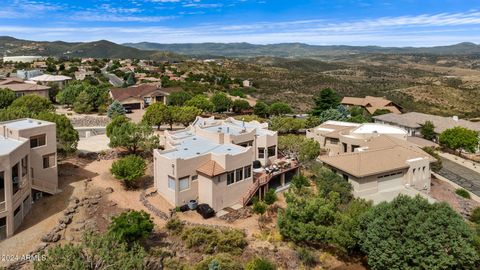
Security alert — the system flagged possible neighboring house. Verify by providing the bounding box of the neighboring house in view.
[309,121,434,204]
[29,74,72,88]
[306,121,408,156]
[16,69,43,80]
[0,118,58,240]
[341,96,402,114]
[154,116,299,212]
[0,78,51,98]
[109,84,177,110]
[74,70,94,80]
[32,61,47,69]
[373,112,480,137]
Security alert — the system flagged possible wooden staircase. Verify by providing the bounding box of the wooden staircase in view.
[242,174,269,206]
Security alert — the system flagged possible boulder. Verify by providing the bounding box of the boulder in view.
[41,232,60,243]
[59,215,72,225]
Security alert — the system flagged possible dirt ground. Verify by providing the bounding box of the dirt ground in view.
[430,176,480,214]
[0,155,367,269]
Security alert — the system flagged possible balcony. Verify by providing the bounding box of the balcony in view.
[242,158,300,205]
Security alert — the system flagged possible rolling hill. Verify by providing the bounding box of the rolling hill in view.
[0,36,182,61]
[123,41,480,58]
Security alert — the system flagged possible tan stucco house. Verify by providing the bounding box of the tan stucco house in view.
[0,78,50,99]
[0,118,58,240]
[341,96,402,114]
[154,117,299,212]
[308,121,435,204]
[109,84,176,110]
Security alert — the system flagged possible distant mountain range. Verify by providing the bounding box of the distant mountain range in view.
[1,36,480,60]
[123,41,480,58]
[0,36,181,61]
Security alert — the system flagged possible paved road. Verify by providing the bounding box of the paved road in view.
[437,157,480,196]
[101,66,124,87]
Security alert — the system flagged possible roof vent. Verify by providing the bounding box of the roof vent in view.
[184,148,188,150]
[196,152,201,155]
[28,119,33,123]
[227,148,231,151]
[193,138,197,140]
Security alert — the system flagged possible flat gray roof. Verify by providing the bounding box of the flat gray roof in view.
[2,118,53,130]
[0,136,25,156]
[196,118,274,137]
[161,135,246,159]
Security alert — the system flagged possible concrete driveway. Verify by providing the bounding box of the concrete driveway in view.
[437,157,480,196]
[77,134,110,153]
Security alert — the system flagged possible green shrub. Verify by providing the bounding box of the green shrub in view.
[471,207,480,224]
[245,257,276,270]
[291,174,310,189]
[108,210,154,244]
[165,218,184,234]
[195,253,243,270]
[229,88,246,98]
[34,233,145,270]
[181,226,247,254]
[358,195,479,269]
[252,199,267,215]
[264,189,277,205]
[110,155,146,188]
[456,188,471,199]
[296,247,317,267]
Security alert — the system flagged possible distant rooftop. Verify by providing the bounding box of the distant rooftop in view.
[373,112,480,133]
[194,117,274,136]
[351,123,407,135]
[2,118,54,130]
[30,74,72,82]
[0,136,25,156]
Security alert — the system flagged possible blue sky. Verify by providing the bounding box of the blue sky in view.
[1,0,480,46]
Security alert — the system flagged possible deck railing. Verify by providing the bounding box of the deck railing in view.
[242,161,299,206]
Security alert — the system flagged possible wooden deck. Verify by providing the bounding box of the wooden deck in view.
[242,159,299,206]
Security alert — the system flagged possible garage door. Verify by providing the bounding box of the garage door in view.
[123,103,141,110]
[378,173,404,192]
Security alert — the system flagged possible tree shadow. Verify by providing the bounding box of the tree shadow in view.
[14,161,98,234]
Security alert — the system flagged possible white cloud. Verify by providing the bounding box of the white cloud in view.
[2,11,480,46]
[70,12,176,22]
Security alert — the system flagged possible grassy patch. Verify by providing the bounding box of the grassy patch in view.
[456,188,471,199]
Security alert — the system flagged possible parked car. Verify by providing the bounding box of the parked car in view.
[196,203,215,219]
